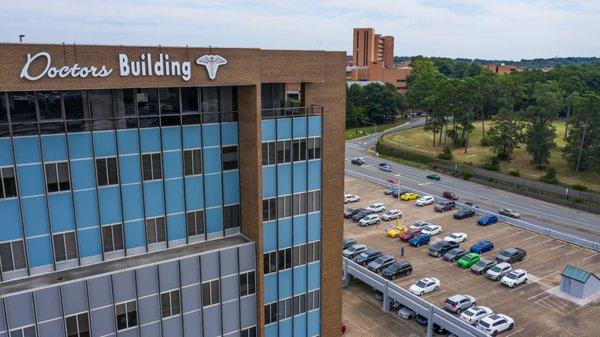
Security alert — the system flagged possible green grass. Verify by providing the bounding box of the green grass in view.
[345,121,406,140]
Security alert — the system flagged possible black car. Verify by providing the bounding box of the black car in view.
[381,261,413,280]
[426,174,441,181]
[416,314,428,326]
[351,157,365,165]
[344,208,361,219]
[428,241,459,257]
[454,208,476,219]
[443,248,467,262]
[495,247,526,263]
[391,188,410,198]
[353,248,382,266]
[343,238,357,250]
[384,187,398,195]
[470,258,497,275]
[352,209,374,222]
[415,315,449,335]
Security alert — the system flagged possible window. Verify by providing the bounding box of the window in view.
[9,326,36,337]
[0,167,17,199]
[241,326,257,337]
[45,162,70,193]
[146,217,166,244]
[222,146,239,171]
[8,92,36,122]
[116,300,137,330]
[114,89,137,129]
[293,293,306,316]
[278,247,292,271]
[262,141,276,165]
[263,251,277,274]
[89,90,114,130]
[239,271,256,297]
[261,83,286,110]
[308,137,321,160]
[262,197,276,221]
[277,195,292,218]
[96,157,119,186]
[65,312,90,337]
[142,153,162,180]
[184,149,202,175]
[53,231,78,262]
[181,87,199,113]
[293,139,307,162]
[276,140,292,164]
[265,302,278,325]
[307,190,321,213]
[102,223,124,253]
[36,91,62,120]
[137,88,159,115]
[201,87,219,112]
[186,210,205,237]
[293,245,306,267]
[307,289,320,311]
[202,280,220,307]
[223,204,240,229]
[159,88,181,115]
[278,297,293,320]
[293,192,307,216]
[160,289,181,318]
[307,241,321,263]
[0,240,26,272]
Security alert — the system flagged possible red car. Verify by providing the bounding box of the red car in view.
[442,191,458,200]
[400,228,422,242]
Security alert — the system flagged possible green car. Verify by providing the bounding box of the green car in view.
[457,253,480,268]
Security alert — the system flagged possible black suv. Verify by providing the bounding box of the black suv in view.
[352,209,374,222]
[391,188,410,198]
[443,248,467,262]
[428,241,459,257]
[351,157,365,165]
[382,261,413,280]
[454,208,476,219]
[495,248,526,263]
[353,248,382,266]
[434,200,456,212]
[344,208,361,219]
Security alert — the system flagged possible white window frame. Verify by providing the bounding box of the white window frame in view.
[44,161,71,193]
[0,239,26,272]
[0,165,17,199]
[183,148,202,176]
[65,311,89,337]
[160,289,181,318]
[115,300,138,331]
[145,216,166,244]
[95,156,120,187]
[52,230,78,263]
[101,223,124,253]
[141,152,162,181]
[201,279,221,308]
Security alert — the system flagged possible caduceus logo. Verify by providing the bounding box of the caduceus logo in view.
[195,55,227,80]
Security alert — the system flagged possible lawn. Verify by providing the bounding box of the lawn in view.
[382,120,600,192]
[345,120,406,140]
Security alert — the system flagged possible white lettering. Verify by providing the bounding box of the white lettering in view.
[119,54,130,76]
[154,54,164,76]
[20,52,52,81]
[182,62,191,81]
[20,52,113,81]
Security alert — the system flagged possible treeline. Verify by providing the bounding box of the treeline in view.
[393,56,600,69]
[346,82,407,126]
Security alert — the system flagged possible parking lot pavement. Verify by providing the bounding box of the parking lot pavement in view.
[342,175,600,337]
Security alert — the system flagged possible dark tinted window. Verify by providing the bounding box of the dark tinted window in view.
[159,88,180,114]
[89,90,114,130]
[201,87,219,112]
[181,87,199,112]
[222,146,238,170]
[8,92,36,122]
[0,93,7,122]
[63,91,89,119]
[36,91,62,120]
[136,88,159,115]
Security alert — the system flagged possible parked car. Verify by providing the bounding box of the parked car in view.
[428,241,459,257]
[465,202,479,208]
[426,173,441,181]
[470,258,497,275]
[398,306,415,319]
[342,237,357,250]
[444,232,468,244]
[501,269,527,288]
[382,261,413,280]
[352,209,374,222]
[421,224,442,236]
[470,240,494,254]
[434,200,456,212]
[387,178,397,184]
[477,214,499,226]
[444,294,477,314]
[409,221,431,230]
[409,233,431,247]
[443,248,467,262]
[401,193,419,201]
[486,262,513,281]
[415,314,428,326]
[373,290,383,302]
[460,306,493,325]
[365,203,386,213]
[409,277,441,296]
[379,162,392,172]
[495,248,526,263]
[384,186,397,195]
[351,157,365,165]
[442,191,458,200]
[344,207,360,218]
[498,208,520,218]
[476,314,515,336]
[359,214,380,227]
[454,208,476,219]
[353,248,382,266]
[457,253,480,268]
[433,324,450,335]
[367,254,396,273]
[415,195,435,206]
[400,228,422,242]
[387,225,409,238]
[344,193,360,203]
[391,188,410,198]
[343,244,366,259]
[382,209,401,221]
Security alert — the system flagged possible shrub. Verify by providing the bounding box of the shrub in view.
[462,172,472,180]
[509,170,521,177]
[540,167,559,185]
[480,138,490,146]
[571,184,588,191]
[573,198,583,203]
[438,146,453,160]
[483,157,500,171]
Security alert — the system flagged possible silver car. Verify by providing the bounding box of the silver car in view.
[367,254,395,273]
[444,294,476,314]
[485,262,512,281]
[343,244,366,259]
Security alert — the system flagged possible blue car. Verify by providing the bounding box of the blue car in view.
[409,233,430,247]
[477,214,498,226]
[379,163,392,172]
[470,240,494,254]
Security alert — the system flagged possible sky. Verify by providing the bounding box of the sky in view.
[1,0,599,60]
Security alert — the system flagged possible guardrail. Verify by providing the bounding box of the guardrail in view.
[343,258,488,337]
[261,105,323,119]
[345,169,600,252]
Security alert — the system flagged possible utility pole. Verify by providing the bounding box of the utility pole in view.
[575,118,589,175]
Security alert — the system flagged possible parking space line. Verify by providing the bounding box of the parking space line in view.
[423,289,446,299]
[505,328,525,337]
[532,238,554,246]
[582,252,599,262]
[527,291,549,301]
[549,243,567,251]
[566,247,584,256]
[521,234,540,241]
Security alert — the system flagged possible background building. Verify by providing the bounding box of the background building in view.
[485,63,523,75]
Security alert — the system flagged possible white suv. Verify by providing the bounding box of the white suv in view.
[366,203,386,213]
[486,262,512,281]
[344,194,360,203]
[476,314,515,336]
[501,269,527,288]
[382,209,401,221]
[416,195,435,206]
[359,214,380,227]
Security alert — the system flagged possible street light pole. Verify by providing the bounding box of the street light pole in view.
[362,120,377,134]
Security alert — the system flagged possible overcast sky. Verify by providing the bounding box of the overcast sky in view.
[1,0,599,60]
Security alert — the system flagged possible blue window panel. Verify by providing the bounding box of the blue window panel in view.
[265,322,278,337]
[261,120,276,142]
[221,122,238,146]
[14,137,41,164]
[203,147,221,174]
[119,155,141,184]
[223,171,240,205]
[278,269,292,299]
[263,220,277,253]
[308,160,321,191]
[293,314,306,337]
[77,227,101,258]
[48,193,75,232]
[22,196,49,237]
[163,151,183,179]
[205,207,223,234]
[307,213,321,242]
[182,125,202,149]
[276,118,291,140]
[308,116,322,137]
[73,189,99,229]
[264,274,278,303]
[292,117,307,138]
[117,129,139,155]
[125,219,146,250]
[167,213,186,242]
[98,187,122,224]
[0,138,13,166]
[26,236,53,268]
[165,179,184,214]
[277,164,291,196]
[139,128,161,153]
[121,184,144,222]
[70,159,96,191]
[41,135,67,162]
[161,127,181,151]
[279,318,292,337]
[204,174,222,208]
[184,176,203,211]
[202,124,221,147]
[143,182,164,217]
[292,162,307,193]
[67,133,93,159]
[92,131,117,157]
[17,164,45,196]
[0,199,22,241]
[277,218,292,248]
[307,262,321,290]
[293,266,307,295]
[307,309,320,337]
[262,166,276,198]
[292,215,307,246]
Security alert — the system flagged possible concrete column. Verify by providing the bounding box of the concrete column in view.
[426,305,434,337]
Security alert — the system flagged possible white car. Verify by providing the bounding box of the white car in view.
[421,225,442,236]
[409,277,441,296]
[344,194,360,203]
[366,203,386,213]
[343,244,366,259]
[409,221,431,230]
[444,232,468,244]
[501,269,527,288]
[415,195,435,206]
[486,262,512,281]
[476,314,515,336]
[460,306,493,325]
[359,214,380,227]
[382,209,401,221]
[398,306,415,319]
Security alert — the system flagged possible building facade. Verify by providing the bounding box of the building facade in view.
[0,43,345,337]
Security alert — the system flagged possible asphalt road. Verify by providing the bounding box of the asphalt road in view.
[345,118,600,244]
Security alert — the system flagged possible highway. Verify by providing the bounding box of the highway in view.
[345,118,600,243]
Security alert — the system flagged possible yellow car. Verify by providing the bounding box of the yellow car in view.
[401,193,419,201]
[387,226,409,238]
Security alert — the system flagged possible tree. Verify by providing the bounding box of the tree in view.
[564,91,580,138]
[563,91,600,174]
[405,58,445,113]
[488,107,527,161]
[362,83,405,124]
[345,84,365,127]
